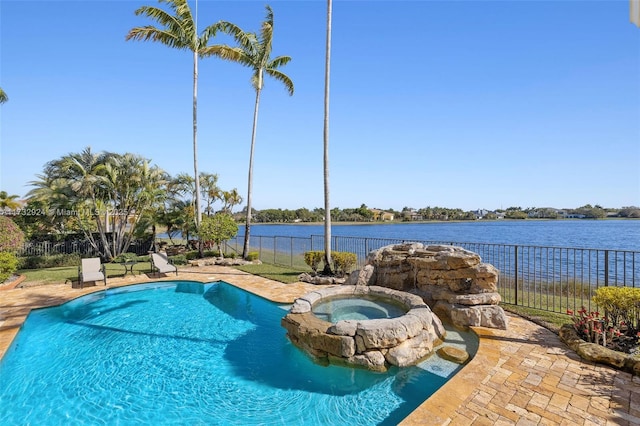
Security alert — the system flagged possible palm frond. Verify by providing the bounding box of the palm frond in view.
[268,56,291,69]
[265,69,294,96]
[199,45,249,65]
[0,87,8,104]
[126,26,187,49]
[258,6,274,60]
[250,74,260,92]
[216,21,257,53]
[132,6,181,33]
[127,2,195,49]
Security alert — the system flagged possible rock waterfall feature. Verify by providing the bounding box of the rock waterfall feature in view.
[347,243,508,329]
[281,243,505,371]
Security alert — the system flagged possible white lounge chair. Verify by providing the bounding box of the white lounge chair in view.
[78,257,106,288]
[150,252,178,276]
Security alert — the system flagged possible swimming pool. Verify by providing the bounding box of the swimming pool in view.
[0,281,478,425]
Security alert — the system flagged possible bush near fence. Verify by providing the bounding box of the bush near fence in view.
[19,253,81,270]
[303,250,358,277]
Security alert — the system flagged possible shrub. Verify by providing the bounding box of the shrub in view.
[198,214,239,254]
[112,253,138,263]
[247,252,259,261]
[567,286,640,353]
[332,251,357,277]
[18,253,81,270]
[0,216,25,253]
[185,250,200,260]
[592,286,640,332]
[303,250,357,276]
[169,254,187,265]
[0,252,19,282]
[304,251,324,273]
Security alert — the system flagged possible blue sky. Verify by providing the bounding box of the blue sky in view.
[1,0,639,212]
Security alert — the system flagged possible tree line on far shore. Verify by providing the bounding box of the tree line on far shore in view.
[235,204,640,224]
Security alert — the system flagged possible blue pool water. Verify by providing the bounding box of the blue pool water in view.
[0,281,478,425]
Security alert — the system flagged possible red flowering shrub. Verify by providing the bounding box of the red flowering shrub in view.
[568,300,640,354]
[0,216,25,253]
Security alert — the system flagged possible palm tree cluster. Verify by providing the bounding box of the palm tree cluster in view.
[27,148,166,259]
[25,147,242,260]
[126,0,294,259]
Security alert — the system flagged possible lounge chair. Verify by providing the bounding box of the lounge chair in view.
[150,252,178,276]
[78,257,106,288]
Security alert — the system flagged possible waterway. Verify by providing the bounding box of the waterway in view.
[240,220,639,251]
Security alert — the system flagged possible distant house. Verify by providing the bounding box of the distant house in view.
[473,209,490,219]
[370,208,395,222]
[565,213,587,219]
[557,210,586,219]
[402,209,423,221]
[381,212,395,221]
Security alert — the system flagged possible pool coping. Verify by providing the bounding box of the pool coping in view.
[1,265,638,424]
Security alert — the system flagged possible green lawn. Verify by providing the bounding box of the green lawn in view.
[233,263,305,284]
[501,304,570,333]
[19,262,154,285]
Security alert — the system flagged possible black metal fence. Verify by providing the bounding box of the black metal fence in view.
[227,234,640,316]
[18,234,639,316]
[18,239,153,257]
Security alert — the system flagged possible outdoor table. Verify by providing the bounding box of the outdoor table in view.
[118,260,137,277]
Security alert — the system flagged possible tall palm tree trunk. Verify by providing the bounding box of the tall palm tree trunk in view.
[322,0,333,275]
[243,70,263,259]
[192,49,202,228]
[193,48,203,256]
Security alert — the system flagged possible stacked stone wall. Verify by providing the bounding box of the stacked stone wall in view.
[346,243,508,329]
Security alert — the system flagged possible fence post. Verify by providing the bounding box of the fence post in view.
[365,238,369,263]
[604,250,609,287]
[514,246,519,306]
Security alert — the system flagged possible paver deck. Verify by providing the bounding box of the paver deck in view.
[1,265,639,425]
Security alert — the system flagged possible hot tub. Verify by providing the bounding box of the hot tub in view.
[281,285,447,371]
[312,294,408,322]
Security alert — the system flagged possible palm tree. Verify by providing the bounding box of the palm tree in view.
[217,5,294,259]
[0,88,8,104]
[221,188,242,213]
[126,0,238,232]
[322,0,333,274]
[199,172,220,216]
[0,191,20,210]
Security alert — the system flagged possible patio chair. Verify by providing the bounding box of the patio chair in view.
[150,252,178,276]
[78,257,106,288]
